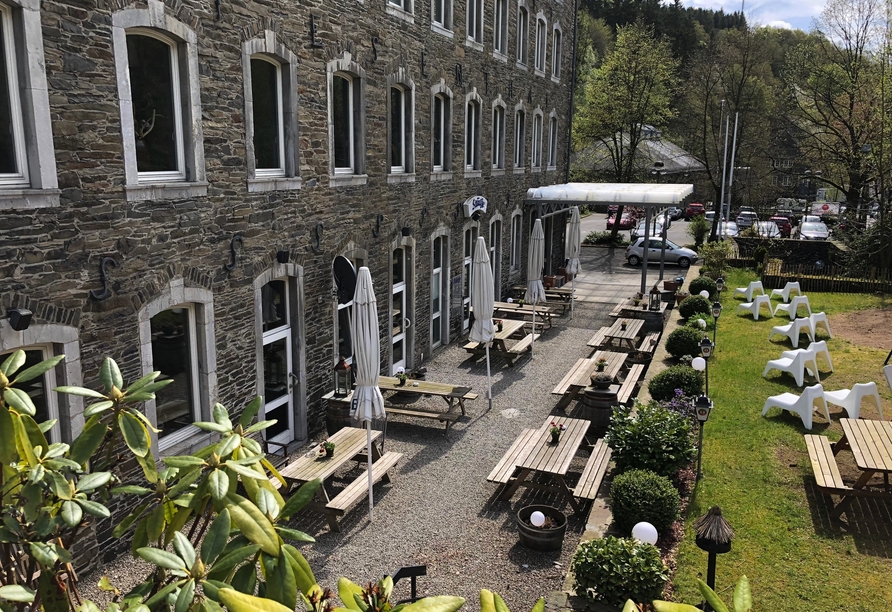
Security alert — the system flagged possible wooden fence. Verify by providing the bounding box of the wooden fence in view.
[761,261,892,293]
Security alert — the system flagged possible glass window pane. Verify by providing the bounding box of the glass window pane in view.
[392,248,404,284]
[390,87,403,168]
[433,237,442,268]
[434,0,442,23]
[433,96,443,167]
[128,34,178,173]
[392,338,404,364]
[338,306,353,359]
[392,292,403,336]
[261,280,287,333]
[12,350,52,442]
[333,75,352,169]
[151,308,194,439]
[432,315,441,344]
[432,270,441,312]
[263,338,288,403]
[251,58,281,170]
[0,13,17,174]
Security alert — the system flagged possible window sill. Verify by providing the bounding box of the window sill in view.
[248,177,303,193]
[160,428,216,456]
[465,39,484,52]
[0,188,61,210]
[329,174,369,188]
[386,5,415,24]
[125,182,209,202]
[492,51,508,63]
[491,168,505,176]
[464,170,483,179]
[430,171,454,182]
[431,23,453,38]
[534,68,546,77]
[516,61,528,71]
[532,166,542,173]
[387,173,416,185]
[547,165,557,172]
[513,167,526,175]
[551,75,561,84]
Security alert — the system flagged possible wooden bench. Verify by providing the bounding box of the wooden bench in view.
[573,439,612,500]
[587,327,611,348]
[637,332,661,354]
[385,406,461,435]
[805,435,851,495]
[607,302,625,318]
[553,357,594,397]
[486,428,538,484]
[616,364,645,405]
[324,451,403,530]
[509,333,540,355]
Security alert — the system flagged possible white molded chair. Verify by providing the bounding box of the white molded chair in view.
[823,382,884,420]
[807,340,833,372]
[734,280,765,302]
[763,348,820,387]
[773,295,812,319]
[885,365,892,394]
[769,318,815,348]
[770,282,802,303]
[762,384,829,430]
[736,294,773,320]
[780,348,822,379]
[809,312,832,338]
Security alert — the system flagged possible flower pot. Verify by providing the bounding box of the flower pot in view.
[620,323,627,331]
[325,448,334,457]
[550,432,561,444]
[517,505,567,551]
[397,378,407,387]
[591,378,612,390]
[663,280,680,292]
[626,353,652,365]
[497,323,503,332]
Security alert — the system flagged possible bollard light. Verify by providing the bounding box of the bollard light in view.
[715,277,725,294]
[700,336,714,358]
[693,395,714,481]
[695,506,734,611]
[632,521,659,545]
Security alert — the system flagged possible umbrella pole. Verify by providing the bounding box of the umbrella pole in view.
[366,422,374,522]
[570,277,575,319]
[486,343,493,409]
[531,307,536,356]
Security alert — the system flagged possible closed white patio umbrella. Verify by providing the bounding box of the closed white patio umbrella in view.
[469,236,495,409]
[350,266,386,521]
[566,206,582,319]
[525,218,547,355]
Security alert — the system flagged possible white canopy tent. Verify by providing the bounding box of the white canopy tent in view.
[525,183,695,294]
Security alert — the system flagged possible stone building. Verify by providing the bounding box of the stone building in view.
[0,0,575,556]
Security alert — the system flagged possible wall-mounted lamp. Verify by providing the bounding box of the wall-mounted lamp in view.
[6,308,32,331]
[276,250,290,264]
[401,226,412,237]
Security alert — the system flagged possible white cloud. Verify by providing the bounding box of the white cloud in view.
[675,0,826,32]
[766,20,795,30]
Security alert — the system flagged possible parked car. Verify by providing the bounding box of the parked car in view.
[798,221,830,240]
[753,221,781,238]
[736,211,759,228]
[802,215,822,224]
[625,238,698,268]
[717,221,739,238]
[685,202,705,219]
[775,208,800,225]
[666,206,683,220]
[704,210,725,225]
[737,206,756,216]
[631,218,666,239]
[769,215,793,237]
[607,213,636,230]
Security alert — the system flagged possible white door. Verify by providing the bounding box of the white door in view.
[462,225,478,331]
[391,247,409,373]
[261,280,294,445]
[490,220,502,300]
[431,236,445,349]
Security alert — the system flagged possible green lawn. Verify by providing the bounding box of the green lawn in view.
[670,269,892,611]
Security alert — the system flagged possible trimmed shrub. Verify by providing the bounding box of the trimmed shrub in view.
[678,295,711,319]
[583,231,629,247]
[571,536,668,607]
[689,276,717,299]
[648,365,703,402]
[665,326,703,359]
[607,401,697,477]
[611,469,681,534]
[684,316,715,332]
[687,215,710,247]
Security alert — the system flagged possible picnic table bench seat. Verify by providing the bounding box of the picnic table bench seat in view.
[616,364,646,405]
[607,302,625,318]
[637,332,661,354]
[804,435,850,495]
[486,428,538,484]
[587,327,611,348]
[552,357,596,409]
[509,333,540,355]
[386,406,461,435]
[573,439,612,500]
[325,451,403,524]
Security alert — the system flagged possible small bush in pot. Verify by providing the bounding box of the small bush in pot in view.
[607,402,697,477]
[678,295,711,319]
[571,536,668,607]
[610,469,681,534]
[665,326,703,359]
[648,365,703,401]
[689,276,717,299]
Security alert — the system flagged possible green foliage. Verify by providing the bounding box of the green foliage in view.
[571,536,668,607]
[480,589,543,612]
[607,402,697,477]
[583,230,629,247]
[664,326,704,359]
[652,576,752,612]
[684,316,715,332]
[678,295,711,319]
[648,365,704,402]
[752,246,767,267]
[610,469,680,534]
[687,215,710,247]
[688,276,717,299]
[698,238,734,276]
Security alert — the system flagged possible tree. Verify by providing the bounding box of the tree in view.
[573,22,678,237]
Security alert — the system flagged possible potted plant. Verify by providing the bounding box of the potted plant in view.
[591,371,613,389]
[518,298,526,307]
[395,366,408,386]
[549,421,566,444]
[495,318,504,332]
[596,357,608,372]
[321,440,335,457]
[517,505,567,551]
[620,319,628,331]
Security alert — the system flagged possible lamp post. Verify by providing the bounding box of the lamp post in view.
[711,299,722,345]
[693,394,713,481]
[692,336,714,396]
[694,506,734,611]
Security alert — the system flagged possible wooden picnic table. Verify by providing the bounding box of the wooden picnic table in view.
[602,318,644,350]
[552,350,628,410]
[487,416,595,513]
[828,418,892,516]
[463,319,539,366]
[276,426,402,531]
[511,285,575,301]
[492,301,556,328]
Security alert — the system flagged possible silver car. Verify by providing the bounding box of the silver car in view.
[799,222,830,240]
[717,221,739,238]
[631,219,666,239]
[752,221,781,238]
[625,238,698,268]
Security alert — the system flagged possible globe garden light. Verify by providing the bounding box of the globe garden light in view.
[530,511,546,527]
[691,357,706,372]
[632,521,658,545]
[699,289,710,299]
[696,318,707,330]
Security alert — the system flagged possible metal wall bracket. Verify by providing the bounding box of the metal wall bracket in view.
[89,257,118,301]
[225,235,243,272]
[310,222,324,253]
[372,213,384,237]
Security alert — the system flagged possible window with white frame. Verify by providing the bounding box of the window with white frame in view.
[327,54,367,182]
[465,96,481,171]
[534,15,547,73]
[547,114,558,169]
[432,0,453,30]
[489,217,502,297]
[0,346,60,442]
[112,0,205,201]
[492,102,506,170]
[551,24,562,79]
[242,33,300,192]
[510,211,522,270]
[467,0,483,44]
[431,83,453,172]
[430,233,449,348]
[531,111,543,169]
[389,0,412,11]
[0,0,58,209]
[493,0,508,55]
[516,3,529,66]
[389,83,414,175]
[513,109,526,168]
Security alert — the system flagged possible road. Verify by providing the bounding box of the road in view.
[579,209,690,245]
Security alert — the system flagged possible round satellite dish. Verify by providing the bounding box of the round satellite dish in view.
[332,256,357,305]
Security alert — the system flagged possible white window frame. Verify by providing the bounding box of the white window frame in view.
[531,109,543,170]
[461,222,478,331]
[332,73,355,175]
[467,0,483,46]
[390,86,407,174]
[326,52,367,186]
[509,209,522,272]
[387,69,415,183]
[0,0,58,210]
[242,31,301,192]
[493,0,508,58]
[112,0,206,202]
[465,89,483,175]
[430,228,450,349]
[534,13,547,75]
[431,0,454,35]
[489,214,503,299]
[431,81,453,175]
[513,105,526,172]
[551,23,562,81]
[547,111,558,170]
[516,1,529,68]
[491,97,506,171]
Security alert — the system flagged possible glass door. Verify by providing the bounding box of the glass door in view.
[462,225,478,331]
[391,247,409,373]
[490,220,502,300]
[261,280,294,445]
[431,237,445,349]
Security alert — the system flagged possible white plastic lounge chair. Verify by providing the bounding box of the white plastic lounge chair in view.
[773,295,812,319]
[734,280,765,302]
[808,340,833,372]
[763,348,819,387]
[823,382,884,420]
[762,384,829,430]
[780,348,822,379]
[809,312,832,338]
[768,318,814,348]
[770,282,802,303]
[736,294,773,320]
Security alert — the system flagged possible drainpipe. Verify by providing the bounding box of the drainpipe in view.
[564,0,579,185]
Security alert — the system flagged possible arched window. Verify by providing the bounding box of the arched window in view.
[327,53,367,184]
[516,2,529,66]
[513,107,526,169]
[492,99,506,170]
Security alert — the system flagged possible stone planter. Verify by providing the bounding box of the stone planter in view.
[517,505,567,551]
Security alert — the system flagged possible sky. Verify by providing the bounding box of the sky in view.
[675,0,827,31]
